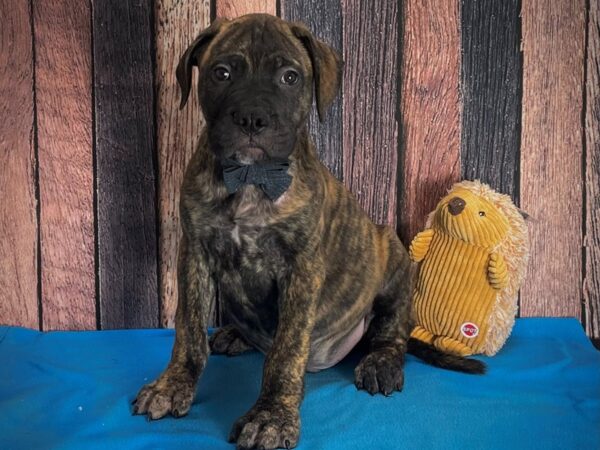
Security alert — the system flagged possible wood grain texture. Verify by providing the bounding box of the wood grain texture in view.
[0,0,38,328]
[281,0,343,180]
[584,0,600,339]
[460,0,522,203]
[341,0,399,227]
[156,0,211,328]
[93,0,159,329]
[216,0,276,18]
[520,0,585,318]
[398,0,461,244]
[33,0,95,331]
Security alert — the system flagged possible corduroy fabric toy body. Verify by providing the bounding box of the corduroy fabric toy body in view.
[409,180,529,356]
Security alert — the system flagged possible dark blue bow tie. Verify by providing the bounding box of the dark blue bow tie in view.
[221,158,292,200]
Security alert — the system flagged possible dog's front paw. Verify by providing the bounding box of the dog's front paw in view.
[209,325,254,356]
[354,348,404,396]
[228,404,300,449]
[132,377,196,420]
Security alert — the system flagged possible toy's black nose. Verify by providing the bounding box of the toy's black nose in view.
[448,197,466,216]
[232,108,269,135]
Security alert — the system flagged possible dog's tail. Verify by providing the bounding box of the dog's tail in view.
[407,338,486,374]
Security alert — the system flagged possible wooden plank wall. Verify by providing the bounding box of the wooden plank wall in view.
[0,0,38,329]
[34,0,95,330]
[399,0,461,244]
[0,0,598,342]
[342,0,399,228]
[216,0,276,18]
[282,0,343,179]
[584,0,600,344]
[156,0,211,328]
[93,1,159,329]
[460,0,522,204]
[519,0,585,318]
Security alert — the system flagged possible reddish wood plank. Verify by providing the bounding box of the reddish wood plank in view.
[155,0,211,328]
[0,0,38,329]
[584,0,600,339]
[520,0,585,318]
[216,0,276,18]
[33,0,95,331]
[341,0,399,228]
[398,0,461,244]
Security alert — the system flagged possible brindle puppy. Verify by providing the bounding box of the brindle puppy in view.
[133,14,414,449]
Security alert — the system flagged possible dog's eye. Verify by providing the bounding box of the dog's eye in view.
[213,65,231,81]
[479,211,486,217]
[281,69,299,85]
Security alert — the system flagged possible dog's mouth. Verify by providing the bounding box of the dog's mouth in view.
[233,145,267,165]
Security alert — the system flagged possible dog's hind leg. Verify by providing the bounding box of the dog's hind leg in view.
[210,324,254,356]
[354,232,415,395]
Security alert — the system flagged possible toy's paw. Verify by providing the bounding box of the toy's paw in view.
[209,325,254,356]
[409,229,435,262]
[488,253,508,290]
[229,403,300,449]
[354,347,404,396]
[132,376,196,420]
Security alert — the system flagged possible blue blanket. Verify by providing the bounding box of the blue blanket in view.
[1,318,598,449]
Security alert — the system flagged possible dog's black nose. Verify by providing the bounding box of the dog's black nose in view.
[448,197,466,216]
[232,108,269,135]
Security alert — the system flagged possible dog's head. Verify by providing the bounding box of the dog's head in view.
[177,14,342,163]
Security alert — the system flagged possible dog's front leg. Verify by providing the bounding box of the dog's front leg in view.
[230,256,323,450]
[133,235,214,419]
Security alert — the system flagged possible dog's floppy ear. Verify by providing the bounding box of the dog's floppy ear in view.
[176,19,225,109]
[291,24,342,122]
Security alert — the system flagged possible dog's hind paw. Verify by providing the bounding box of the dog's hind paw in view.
[354,347,405,396]
[229,404,300,449]
[209,325,254,356]
[132,377,196,420]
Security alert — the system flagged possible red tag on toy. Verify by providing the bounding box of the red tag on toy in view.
[461,322,479,338]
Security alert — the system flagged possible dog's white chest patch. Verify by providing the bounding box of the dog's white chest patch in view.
[231,223,241,245]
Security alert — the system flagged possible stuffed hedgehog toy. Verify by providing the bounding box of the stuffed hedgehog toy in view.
[409,180,529,357]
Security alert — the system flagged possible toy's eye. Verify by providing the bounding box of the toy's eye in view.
[213,65,231,81]
[479,211,486,217]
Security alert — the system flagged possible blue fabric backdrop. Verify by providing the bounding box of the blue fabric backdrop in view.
[1,318,599,449]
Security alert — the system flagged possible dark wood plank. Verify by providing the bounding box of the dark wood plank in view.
[155,0,211,328]
[398,0,461,244]
[460,0,522,203]
[93,0,159,329]
[342,0,399,227]
[519,0,585,318]
[0,0,38,329]
[584,0,600,340]
[216,0,276,18]
[33,0,95,331]
[281,0,343,180]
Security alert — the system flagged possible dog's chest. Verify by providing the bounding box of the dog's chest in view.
[202,188,289,344]
[204,188,285,264]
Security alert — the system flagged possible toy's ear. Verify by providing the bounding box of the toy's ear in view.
[176,19,226,109]
[291,23,342,122]
[517,208,534,221]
